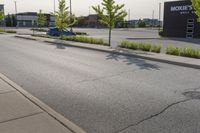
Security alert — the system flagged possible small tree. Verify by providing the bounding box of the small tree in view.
[0,11,5,27]
[192,0,200,22]
[93,0,127,46]
[137,19,146,28]
[11,15,17,27]
[6,14,12,27]
[37,10,46,28]
[55,0,76,34]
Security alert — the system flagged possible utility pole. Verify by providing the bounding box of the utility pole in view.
[54,0,55,13]
[152,10,154,28]
[89,6,91,15]
[69,0,72,32]
[128,9,130,21]
[14,1,18,28]
[158,2,161,31]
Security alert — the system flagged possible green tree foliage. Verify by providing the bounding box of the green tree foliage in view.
[54,0,76,32]
[0,11,4,28]
[6,14,12,27]
[93,0,127,46]
[11,15,17,27]
[137,19,146,28]
[192,0,200,22]
[0,11,4,20]
[37,10,46,28]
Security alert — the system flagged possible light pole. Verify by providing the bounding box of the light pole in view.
[54,0,55,13]
[69,0,72,32]
[152,10,154,28]
[14,1,18,28]
[158,2,161,31]
[89,6,91,15]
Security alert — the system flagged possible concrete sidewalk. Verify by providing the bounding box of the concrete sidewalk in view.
[0,73,86,133]
[14,35,200,69]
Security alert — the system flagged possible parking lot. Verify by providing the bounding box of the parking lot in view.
[11,27,200,51]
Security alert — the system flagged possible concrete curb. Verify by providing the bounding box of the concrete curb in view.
[0,73,87,133]
[15,35,37,41]
[14,35,200,70]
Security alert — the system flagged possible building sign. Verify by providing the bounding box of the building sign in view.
[170,5,193,12]
[170,3,195,15]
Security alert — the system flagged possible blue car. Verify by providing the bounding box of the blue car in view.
[47,28,75,36]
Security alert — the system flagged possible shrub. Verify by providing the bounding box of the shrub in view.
[6,30,17,33]
[137,19,146,28]
[180,47,200,59]
[120,40,138,50]
[0,29,17,33]
[151,44,161,53]
[120,41,156,52]
[61,35,107,45]
[166,45,180,56]
[75,32,87,35]
[138,42,152,51]
[0,28,4,32]
[33,34,107,45]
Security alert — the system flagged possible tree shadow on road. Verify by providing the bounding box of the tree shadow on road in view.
[106,52,160,70]
[56,43,66,49]
[54,40,66,49]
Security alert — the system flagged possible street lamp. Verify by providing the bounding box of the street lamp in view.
[69,0,72,32]
[54,0,55,13]
[158,2,162,31]
[14,1,18,28]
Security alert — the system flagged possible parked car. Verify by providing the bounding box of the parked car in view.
[47,28,75,36]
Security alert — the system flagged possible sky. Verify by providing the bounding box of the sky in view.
[1,0,176,20]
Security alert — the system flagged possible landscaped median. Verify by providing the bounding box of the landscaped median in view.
[120,40,200,59]
[32,34,108,46]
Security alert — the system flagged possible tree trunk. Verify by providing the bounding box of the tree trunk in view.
[108,27,112,46]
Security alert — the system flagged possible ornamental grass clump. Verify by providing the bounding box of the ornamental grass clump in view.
[166,45,180,56]
[120,40,138,50]
[151,44,161,53]
[138,42,152,52]
[62,35,107,45]
[180,47,200,59]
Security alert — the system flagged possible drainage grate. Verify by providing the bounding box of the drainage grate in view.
[183,91,200,100]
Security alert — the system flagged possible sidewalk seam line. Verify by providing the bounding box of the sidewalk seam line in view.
[0,90,16,95]
[0,112,44,124]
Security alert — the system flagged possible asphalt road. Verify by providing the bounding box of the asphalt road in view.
[0,34,200,133]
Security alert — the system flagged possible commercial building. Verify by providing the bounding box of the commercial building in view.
[15,12,55,27]
[163,0,200,38]
[143,18,161,26]
[76,14,103,28]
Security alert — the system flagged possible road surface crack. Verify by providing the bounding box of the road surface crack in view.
[114,99,191,133]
